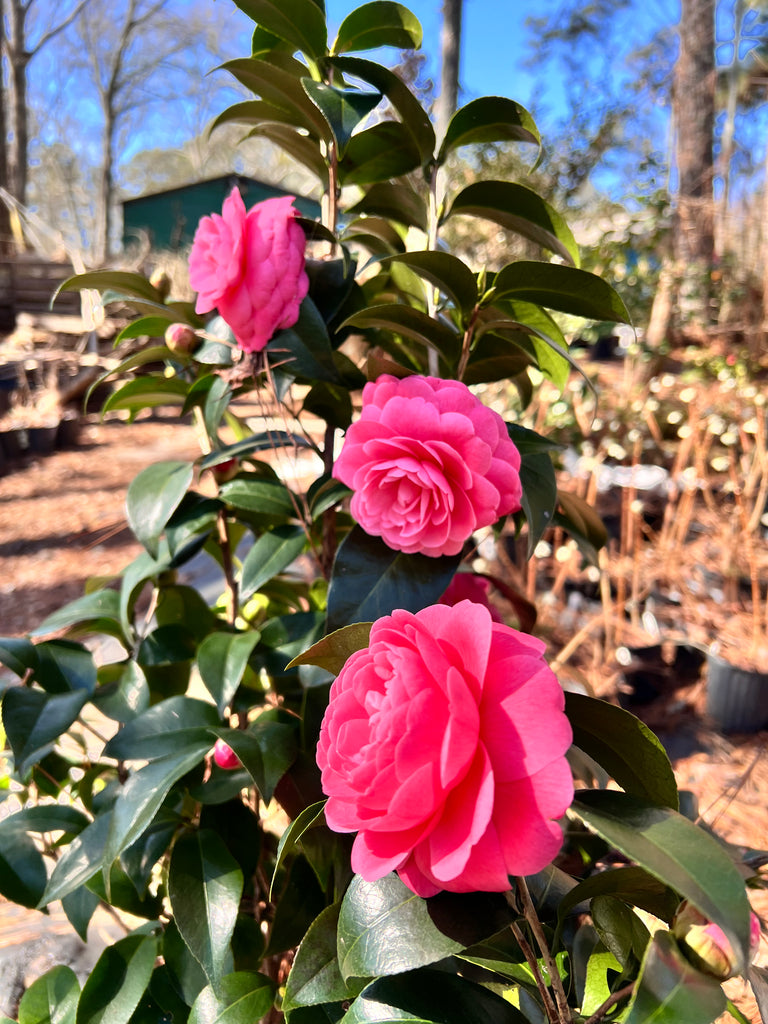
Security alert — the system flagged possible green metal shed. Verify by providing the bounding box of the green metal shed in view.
[121,174,321,251]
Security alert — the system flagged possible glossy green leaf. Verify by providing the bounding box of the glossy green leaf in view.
[34,641,97,694]
[115,317,184,342]
[231,0,327,56]
[198,431,310,471]
[363,968,530,1024]
[93,660,150,723]
[163,919,209,1007]
[438,96,540,163]
[625,931,726,1024]
[347,181,428,231]
[443,181,579,266]
[592,894,651,970]
[492,261,631,323]
[3,686,89,774]
[340,304,459,363]
[506,423,563,456]
[240,526,308,600]
[271,801,327,899]
[301,80,382,156]
[272,296,341,383]
[328,56,435,162]
[103,696,220,761]
[189,970,276,1024]
[283,903,349,1011]
[566,692,678,809]
[581,941,623,1017]
[287,622,372,675]
[308,477,352,520]
[343,217,406,256]
[326,527,461,632]
[32,590,124,643]
[555,490,608,560]
[340,122,421,186]
[572,790,752,970]
[379,253,478,316]
[86,860,163,921]
[18,965,80,1024]
[103,743,211,869]
[0,636,38,678]
[333,2,421,53]
[120,811,180,897]
[246,123,329,184]
[461,331,532,386]
[220,57,329,138]
[0,826,48,908]
[211,98,312,134]
[341,996,424,1023]
[127,460,194,557]
[0,804,89,837]
[557,865,679,931]
[197,631,261,714]
[219,478,296,520]
[101,376,190,416]
[56,270,164,304]
[169,829,244,988]
[208,718,297,802]
[76,931,157,1024]
[338,874,463,981]
[41,813,111,907]
[518,451,557,557]
[61,886,101,942]
[202,376,232,442]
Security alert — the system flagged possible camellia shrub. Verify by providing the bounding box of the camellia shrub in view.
[0,3,764,1023]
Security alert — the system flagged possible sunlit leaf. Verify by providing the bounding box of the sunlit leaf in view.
[333,2,422,54]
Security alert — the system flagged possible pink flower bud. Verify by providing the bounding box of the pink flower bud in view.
[165,322,199,355]
[673,900,761,979]
[188,187,309,354]
[150,269,171,300]
[210,457,239,484]
[213,739,241,770]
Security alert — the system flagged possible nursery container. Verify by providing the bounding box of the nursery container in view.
[706,652,768,732]
[27,422,60,456]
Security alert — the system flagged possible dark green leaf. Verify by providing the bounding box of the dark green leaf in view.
[287,622,372,675]
[103,696,220,761]
[625,931,727,1024]
[219,478,296,520]
[163,920,209,1007]
[566,692,678,809]
[0,804,89,836]
[301,80,382,156]
[339,122,421,186]
[197,632,261,714]
[438,96,540,164]
[240,526,307,600]
[347,181,427,231]
[94,661,150,723]
[379,253,478,317]
[572,790,752,971]
[56,271,164,304]
[61,885,101,942]
[461,332,532,386]
[518,452,557,557]
[272,295,341,383]
[76,931,157,1024]
[364,968,530,1024]
[102,376,190,417]
[116,317,184,342]
[126,460,194,558]
[169,829,244,988]
[337,874,463,981]
[492,261,631,324]
[308,477,351,520]
[0,827,48,908]
[86,861,163,921]
[340,304,459,363]
[212,98,321,134]
[555,490,608,558]
[34,641,97,694]
[0,636,38,678]
[247,123,329,184]
[198,431,310,471]
[188,971,276,1024]
[203,376,232,442]
[342,217,406,257]
[120,811,180,897]
[327,56,435,162]
[506,423,563,456]
[443,181,579,266]
[557,865,679,931]
[209,718,297,802]
[231,0,327,57]
[220,57,328,138]
[267,854,326,956]
[333,2,421,53]
[103,743,212,869]
[32,590,124,643]
[271,800,327,899]
[592,894,651,968]
[303,382,354,430]
[41,814,112,907]
[326,527,461,632]
[283,903,349,1011]
[18,965,80,1024]
[3,686,89,774]
[341,997,421,1023]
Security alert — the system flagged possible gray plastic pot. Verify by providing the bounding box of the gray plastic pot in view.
[706,652,768,732]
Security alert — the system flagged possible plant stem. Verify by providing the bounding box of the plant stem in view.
[217,510,238,626]
[456,305,479,381]
[321,424,337,578]
[516,876,572,1022]
[509,920,559,1024]
[426,162,440,376]
[582,982,634,1024]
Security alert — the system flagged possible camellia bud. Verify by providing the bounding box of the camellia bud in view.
[672,900,761,979]
[150,268,171,300]
[165,322,199,355]
[211,457,239,484]
[213,739,241,770]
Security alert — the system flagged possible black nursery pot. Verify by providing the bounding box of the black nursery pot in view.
[706,652,768,732]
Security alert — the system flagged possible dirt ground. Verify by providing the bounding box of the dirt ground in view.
[0,405,766,1017]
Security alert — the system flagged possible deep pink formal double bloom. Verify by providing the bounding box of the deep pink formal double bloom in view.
[333,375,523,557]
[316,600,574,896]
[188,187,308,353]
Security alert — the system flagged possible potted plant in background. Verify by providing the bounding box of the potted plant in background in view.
[0,3,763,1023]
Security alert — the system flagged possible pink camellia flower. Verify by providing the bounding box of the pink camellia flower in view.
[188,187,309,353]
[441,571,503,622]
[333,375,523,558]
[316,600,573,896]
[212,738,241,770]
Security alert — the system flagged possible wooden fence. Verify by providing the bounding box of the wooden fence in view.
[0,255,81,330]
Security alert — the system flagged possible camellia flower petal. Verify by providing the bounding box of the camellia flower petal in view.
[188,187,309,353]
[440,571,503,622]
[333,375,523,557]
[316,600,573,896]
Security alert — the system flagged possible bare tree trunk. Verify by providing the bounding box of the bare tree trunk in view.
[716,0,746,258]
[434,0,462,143]
[673,0,716,337]
[0,0,13,254]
